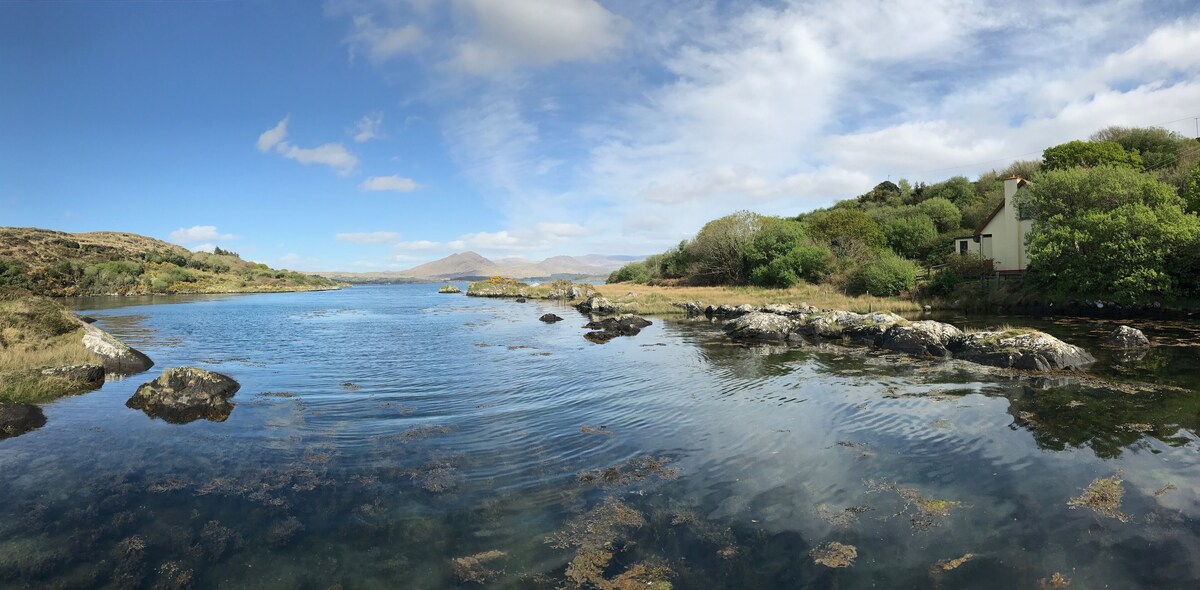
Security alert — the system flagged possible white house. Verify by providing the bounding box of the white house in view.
[953,177,1033,273]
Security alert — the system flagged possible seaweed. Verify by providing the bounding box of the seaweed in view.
[866,479,961,531]
[452,550,507,584]
[408,459,460,493]
[265,516,304,547]
[577,456,679,488]
[816,503,872,527]
[1038,572,1071,589]
[1153,483,1177,497]
[580,424,614,436]
[1067,471,1129,522]
[809,541,857,568]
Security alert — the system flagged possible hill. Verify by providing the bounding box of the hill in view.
[0,227,339,296]
[319,251,643,283]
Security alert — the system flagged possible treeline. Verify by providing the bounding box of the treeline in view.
[610,126,1200,303]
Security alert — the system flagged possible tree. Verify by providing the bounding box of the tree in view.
[847,252,918,296]
[1183,164,1200,214]
[746,218,834,288]
[805,209,886,258]
[686,211,763,285]
[1090,126,1187,171]
[881,214,937,260]
[999,159,1042,179]
[1020,165,1200,302]
[858,181,901,204]
[916,197,962,233]
[1041,140,1143,171]
[923,176,976,209]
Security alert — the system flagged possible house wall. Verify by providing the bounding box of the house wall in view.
[976,178,1031,272]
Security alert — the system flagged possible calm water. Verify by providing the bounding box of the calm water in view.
[2,285,1198,589]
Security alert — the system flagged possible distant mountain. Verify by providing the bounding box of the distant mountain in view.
[317,251,646,283]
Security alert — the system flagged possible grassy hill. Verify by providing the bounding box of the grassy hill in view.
[0,227,339,296]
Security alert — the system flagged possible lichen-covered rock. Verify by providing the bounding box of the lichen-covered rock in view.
[576,296,617,315]
[539,313,564,323]
[880,321,963,358]
[39,364,105,387]
[759,303,816,316]
[1105,325,1149,348]
[723,312,801,341]
[672,301,705,317]
[949,330,1095,371]
[0,403,46,439]
[437,285,461,294]
[81,323,153,375]
[466,277,528,297]
[126,367,240,424]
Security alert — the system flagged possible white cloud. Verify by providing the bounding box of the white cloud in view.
[534,222,588,237]
[335,231,401,244]
[347,15,424,62]
[257,117,360,176]
[353,111,385,142]
[169,225,239,244]
[191,243,216,253]
[449,0,625,73]
[279,253,302,263]
[360,175,420,192]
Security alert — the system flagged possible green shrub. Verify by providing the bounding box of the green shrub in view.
[916,197,962,233]
[881,214,937,260]
[608,262,652,284]
[847,253,918,296]
[0,259,28,287]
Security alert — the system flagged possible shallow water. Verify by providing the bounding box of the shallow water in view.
[2,285,1198,589]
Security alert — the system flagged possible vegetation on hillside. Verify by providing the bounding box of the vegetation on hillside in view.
[0,287,103,403]
[609,126,1200,305]
[0,228,338,296]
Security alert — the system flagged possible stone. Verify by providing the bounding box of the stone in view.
[81,323,154,375]
[515,297,527,303]
[583,315,652,343]
[949,330,1095,371]
[126,367,241,424]
[759,303,816,316]
[880,321,962,358]
[576,296,617,315]
[1105,325,1149,348]
[0,403,46,439]
[672,301,705,317]
[539,313,564,323]
[437,285,461,294]
[723,312,800,341]
[39,364,105,388]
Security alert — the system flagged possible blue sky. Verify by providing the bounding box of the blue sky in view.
[2,0,1199,271]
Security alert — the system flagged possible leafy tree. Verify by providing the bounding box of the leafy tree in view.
[805,209,886,258]
[881,214,937,260]
[1021,165,1200,302]
[999,159,1041,179]
[607,262,651,284]
[923,176,976,209]
[1090,126,1187,171]
[1042,140,1143,171]
[1183,164,1200,214]
[746,218,834,288]
[859,181,901,204]
[916,197,962,232]
[846,252,918,296]
[686,211,763,285]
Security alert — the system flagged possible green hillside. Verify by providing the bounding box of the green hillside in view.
[0,227,339,296]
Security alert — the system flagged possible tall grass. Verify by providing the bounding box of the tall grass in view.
[597,283,924,315]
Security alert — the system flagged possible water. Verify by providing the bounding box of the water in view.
[2,285,1198,589]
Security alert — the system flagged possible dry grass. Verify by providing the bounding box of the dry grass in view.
[595,282,923,315]
[1,290,103,403]
[0,329,97,372]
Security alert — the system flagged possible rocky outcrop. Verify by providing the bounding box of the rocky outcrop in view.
[576,296,617,315]
[437,285,461,294]
[466,278,529,297]
[949,330,1096,371]
[672,301,705,317]
[879,321,962,358]
[759,303,817,316]
[40,364,106,389]
[126,367,240,424]
[724,312,801,341]
[539,313,564,323]
[515,297,527,303]
[705,304,755,319]
[1106,325,1149,348]
[80,322,153,375]
[0,403,47,440]
[583,315,652,343]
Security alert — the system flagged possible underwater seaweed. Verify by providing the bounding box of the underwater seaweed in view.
[1067,471,1130,522]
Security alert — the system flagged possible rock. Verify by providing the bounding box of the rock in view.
[437,285,461,294]
[0,403,47,440]
[949,330,1096,371]
[466,277,529,297]
[81,323,153,375]
[583,314,652,343]
[759,303,816,316]
[39,364,105,388]
[672,301,705,317]
[724,312,800,341]
[922,305,932,312]
[539,313,564,323]
[1106,325,1149,348]
[829,311,906,345]
[576,296,616,315]
[126,367,241,424]
[708,304,753,318]
[880,321,962,358]
[515,297,527,303]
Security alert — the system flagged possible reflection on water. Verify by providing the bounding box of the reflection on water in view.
[1,286,1197,588]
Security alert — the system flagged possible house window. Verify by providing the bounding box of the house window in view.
[959,240,969,254]
[1018,203,1032,220]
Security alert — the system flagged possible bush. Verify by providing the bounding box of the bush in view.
[686,211,762,285]
[749,242,835,288]
[0,259,28,287]
[847,253,918,296]
[608,262,651,284]
[916,197,961,233]
[805,209,886,258]
[1042,140,1142,171]
[881,214,938,260]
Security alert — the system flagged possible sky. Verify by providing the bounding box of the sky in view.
[2,0,1199,272]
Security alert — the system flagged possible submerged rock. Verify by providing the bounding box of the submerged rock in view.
[81,322,154,375]
[0,403,47,439]
[539,313,564,323]
[949,330,1095,371]
[583,314,652,343]
[880,321,962,358]
[1106,325,1149,348]
[724,312,800,341]
[126,367,241,424]
[515,297,527,303]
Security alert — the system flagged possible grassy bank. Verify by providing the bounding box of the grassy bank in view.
[596,283,924,315]
[0,288,104,403]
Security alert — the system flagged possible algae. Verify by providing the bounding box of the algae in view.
[1067,471,1130,522]
[1038,572,1071,589]
[1154,483,1177,497]
[577,456,679,488]
[816,503,872,527]
[452,550,506,584]
[866,479,961,531]
[809,541,857,568]
[580,424,614,436]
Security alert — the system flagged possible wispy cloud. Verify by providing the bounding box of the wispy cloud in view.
[169,225,238,244]
[449,0,625,74]
[346,14,424,63]
[353,111,385,142]
[335,231,401,244]
[360,175,419,192]
[257,117,359,176]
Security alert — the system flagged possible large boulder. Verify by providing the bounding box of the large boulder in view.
[583,314,652,342]
[39,364,106,391]
[576,296,617,315]
[81,323,153,375]
[1106,325,1150,348]
[0,403,46,440]
[759,303,816,316]
[672,301,705,317]
[949,330,1095,371]
[539,313,564,323]
[126,367,241,424]
[724,312,801,341]
[880,321,963,358]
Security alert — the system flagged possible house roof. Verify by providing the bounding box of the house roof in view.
[973,177,1027,236]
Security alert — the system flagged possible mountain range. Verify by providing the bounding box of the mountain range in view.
[318,252,643,283]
